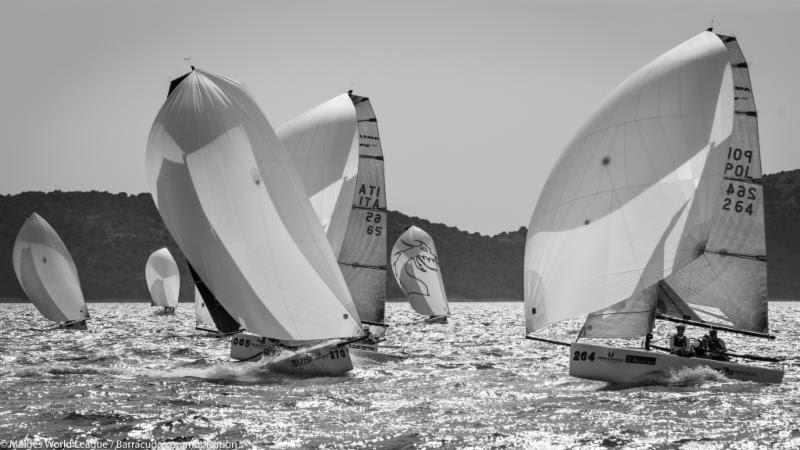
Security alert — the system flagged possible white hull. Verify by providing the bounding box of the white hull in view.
[348,342,406,361]
[230,333,353,376]
[569,343,783,384]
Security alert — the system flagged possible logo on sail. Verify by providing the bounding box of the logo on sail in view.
[392,239,439,297]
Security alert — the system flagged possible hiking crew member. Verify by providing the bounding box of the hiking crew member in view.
[704,329,729,361]
[669,324,693,357]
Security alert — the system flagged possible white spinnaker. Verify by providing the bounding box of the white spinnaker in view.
[146,69,362,341]
[391,226,450,317]
[194,287,215,329]
[145,247,180,308]
[276,93,359,257]
[525,31,734,334]
[12,213,90,323]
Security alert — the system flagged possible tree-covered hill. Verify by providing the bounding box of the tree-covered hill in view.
[0,191,524,301]
[1,168,798,302]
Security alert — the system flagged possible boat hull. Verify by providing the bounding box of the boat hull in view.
[230,333,353,376]
[569,343,783,384]
[349,342,406,361]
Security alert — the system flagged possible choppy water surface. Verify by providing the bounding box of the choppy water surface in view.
[1,302,800,448]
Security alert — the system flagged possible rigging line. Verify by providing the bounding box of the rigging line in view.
[525,335,571,347]
[351,205,387,212]
[656,314,774,339]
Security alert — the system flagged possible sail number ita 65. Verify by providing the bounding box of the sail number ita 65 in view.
[365,211,384,236]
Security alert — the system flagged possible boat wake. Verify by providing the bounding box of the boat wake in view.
[660,365,731,386]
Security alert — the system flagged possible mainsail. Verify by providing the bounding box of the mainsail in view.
[525,31,766,338]
[391,226,450,317]
[12,213,90,323]
[278,92,388,324]
[146,69,363,341]
[144,247,180,308]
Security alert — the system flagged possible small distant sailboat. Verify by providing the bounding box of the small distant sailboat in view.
[147,68,365,376]
[524,30,784,384]
[277,91,395,356]
[144,247,179,315]
[391,226,450,323]
[12,213,90,329]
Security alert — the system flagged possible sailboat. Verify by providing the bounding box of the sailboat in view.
[277,91,395,356]
[12,213,90,329]
[524,30,784,384]
[391,225,450,323]
[145,247,179,315]
[146,67,365,376]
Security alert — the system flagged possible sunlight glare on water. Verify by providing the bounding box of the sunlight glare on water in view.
[1,302,799,448]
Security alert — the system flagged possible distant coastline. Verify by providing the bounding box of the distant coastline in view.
[1,171,799,301]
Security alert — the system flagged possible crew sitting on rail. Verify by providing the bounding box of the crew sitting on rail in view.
[701,329,730,361]
[669,324,694,357]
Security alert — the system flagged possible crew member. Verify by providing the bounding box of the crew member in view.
[704,329,729,361]
[669,324,693,357]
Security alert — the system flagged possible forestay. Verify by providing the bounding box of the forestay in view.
[145,247,180,308]
[276,93,359,257]
[146,69,362,341]
[525,31,742,337]
[12,213,90,323]
[391,226,450,317]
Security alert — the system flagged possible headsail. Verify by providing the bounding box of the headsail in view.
[278,92,388,324]
[145,247,180,308]
[12,213,90,323]
[525,31,742,337]
[146,69,362,340]
[391,226,450,317]
[188,262,240,333]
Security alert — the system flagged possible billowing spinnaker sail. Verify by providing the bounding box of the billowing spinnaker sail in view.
[525,31,735,334]
[12,213,90,323]
[145,69,362,341]
[391,226,450,317]
[337,93,388,323]
[195,287,215,329]
[145,247,180,308]
[276,94,359,257]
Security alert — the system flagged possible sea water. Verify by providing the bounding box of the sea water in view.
[1,302,799,448]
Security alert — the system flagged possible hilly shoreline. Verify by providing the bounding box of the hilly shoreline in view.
[1,168,798,302]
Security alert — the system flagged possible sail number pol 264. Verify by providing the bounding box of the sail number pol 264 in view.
[573,351,595,362]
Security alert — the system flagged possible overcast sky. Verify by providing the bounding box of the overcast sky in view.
[1,0,798,235]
